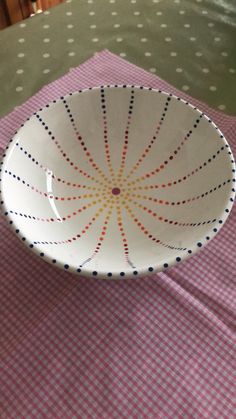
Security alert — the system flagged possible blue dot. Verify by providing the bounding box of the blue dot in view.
[133,271,138,275]
[64,264,69,269]
[40,252,44,257]
[120,272,125,276]
[197,242,202,247]
[176,257,181,262]
[148,267,154,272]
[52,259,56,263]
[188,250,192,254]
[93,271,98,276]
[164,263,168,268]
[29,244,34,248]
[213,228,217,232]
[107,272,112,277]
[77,268,81,272]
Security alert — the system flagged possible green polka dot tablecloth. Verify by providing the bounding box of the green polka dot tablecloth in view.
[0,0,236,117]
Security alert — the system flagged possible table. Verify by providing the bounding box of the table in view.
[0,0,236,118]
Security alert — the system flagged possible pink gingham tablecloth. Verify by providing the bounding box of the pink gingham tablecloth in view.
[0,50,235,419]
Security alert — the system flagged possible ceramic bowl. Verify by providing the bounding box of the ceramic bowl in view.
[1,86,235,278]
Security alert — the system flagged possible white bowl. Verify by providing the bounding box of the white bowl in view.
[1,86,235,278]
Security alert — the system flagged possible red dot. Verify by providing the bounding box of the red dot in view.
[112,187,121,195]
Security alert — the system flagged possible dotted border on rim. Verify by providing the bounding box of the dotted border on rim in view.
[0,85,235,279]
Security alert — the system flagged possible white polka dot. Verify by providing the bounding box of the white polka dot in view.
[43,69,50,74]
[179,10,185,14]
[88,0,93,2]
[131,0,136,3]
[182,85,189,91]
[109,0,115,2]
[137,23,143,28]
[160,24,167,28]
[44,10,50,15]
[190,37,196,41]
[66,11,72,15]
[18,38,25,43]
[209,86,217,91]
[156,11,162,15]
[149,68,157,73]
[153,0,160,2]
[221,51,228,57]
[202,10,208,14]
[68,51,75,56]
[43,24,50,29]
[20,23,26,28]
[202,68,209,73]
[16,86,23,92]
[16,69,24,74]
[66,0,72,2]
[67,38,74,43]
[196,0,203,2]
[195,51,203,56]
[119,52,126,57]
[67,24,74,28]
[43,53,50,58]
[229,68,236,73]
[184,24,190,28]
[134,11,140,15]
[174,0,180,3]
[92,38,99,42]
[114,24,120,28]
[218,104,226,110]
[43,38,50,43]
[17,53,25,58]
[90,24,96,28]
[165,37,172,42]
[214,37,221,42]
[141,37,147,42]
[111,11,117,15]
[170,51,177,56]
[208,22,214,27]
[145,52,152,56]
[176,68,183,73]
[116,37,123,42]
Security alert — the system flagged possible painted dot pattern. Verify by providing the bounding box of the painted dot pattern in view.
[1,86,235,278]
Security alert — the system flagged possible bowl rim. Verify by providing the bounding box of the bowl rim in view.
[0,85,235,279]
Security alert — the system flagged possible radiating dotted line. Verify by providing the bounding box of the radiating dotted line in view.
[128,113,203,186]
[117,88,135,180]
[35,113,103,186]
[127,145,227,190]
[131,179,232,206]
[33,207,105,245]
[9,200,99,222]
[16,142,101,191]
[126,94,172,180]
[4,169,100,197]
[128,197,217,227]
[125,204,187,251]
[62,98,109,185]
[116,205,136,268]
[100,87,115,178]
[80,206,113,267]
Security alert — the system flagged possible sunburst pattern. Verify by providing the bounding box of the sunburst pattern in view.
[1,86,235,278]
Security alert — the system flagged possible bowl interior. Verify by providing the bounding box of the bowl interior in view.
[1,86,235,277]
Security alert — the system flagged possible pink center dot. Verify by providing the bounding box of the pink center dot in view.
[112,187,121,195]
